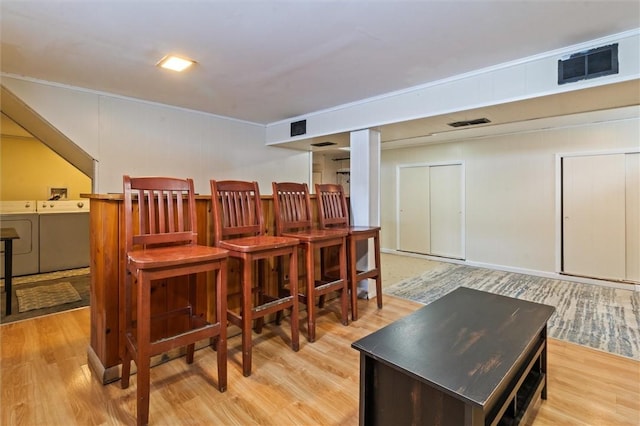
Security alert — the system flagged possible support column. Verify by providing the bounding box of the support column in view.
[350,129,380,299]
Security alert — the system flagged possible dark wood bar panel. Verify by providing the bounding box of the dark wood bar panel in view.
[85,194,121,383]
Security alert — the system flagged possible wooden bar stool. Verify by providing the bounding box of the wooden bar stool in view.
[315,183,382,321]
[210,180,300,376]
[121,176,229,426]
[272,182,349,342]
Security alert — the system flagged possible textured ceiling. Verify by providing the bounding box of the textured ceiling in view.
[2,0,639,126]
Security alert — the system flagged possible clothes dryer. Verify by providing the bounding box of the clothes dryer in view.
[0,200,39,278]
[37,199,90,273]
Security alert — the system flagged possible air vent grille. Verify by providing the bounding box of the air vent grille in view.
[290,120,306,137]
[447,118,491,128]
[558,43,618,85]
[311,141,336,147]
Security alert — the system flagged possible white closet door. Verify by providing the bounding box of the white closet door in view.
[563,154,626,280]
[626,153,640,282]
[430,164,463,258]
[398,166,430,254]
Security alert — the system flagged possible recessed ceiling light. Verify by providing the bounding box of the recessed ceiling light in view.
[156,55,195,72]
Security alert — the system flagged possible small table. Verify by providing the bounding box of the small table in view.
[1,227,20,316]
[352,287,555,426]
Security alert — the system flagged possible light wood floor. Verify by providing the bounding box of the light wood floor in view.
[2,253,639,425]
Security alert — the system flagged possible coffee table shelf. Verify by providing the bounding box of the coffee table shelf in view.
[491,337,546,425]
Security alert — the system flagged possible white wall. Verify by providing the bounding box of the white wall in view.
[266,30,640,145]
[380,107,640,275]
[2,76,308,194]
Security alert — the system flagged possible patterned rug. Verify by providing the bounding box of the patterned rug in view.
[385,262,640,360]
[0,269,90,324]
[16,281,81,313]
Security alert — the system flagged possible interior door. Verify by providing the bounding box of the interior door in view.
[429,164,463,258]
[398,166,430,254]
[562,154,626,280]
[625,153,640,282]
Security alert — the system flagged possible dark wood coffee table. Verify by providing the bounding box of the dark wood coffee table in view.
[352,287,555,426]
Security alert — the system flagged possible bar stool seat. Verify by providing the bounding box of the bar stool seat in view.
[121,176,228,425]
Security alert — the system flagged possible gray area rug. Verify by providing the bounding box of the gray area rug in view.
[385,262,639,360]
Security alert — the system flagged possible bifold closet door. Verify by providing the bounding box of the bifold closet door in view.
[562,154,626,280]
[625,153,640,282]
[398,164,463,258]
[398,166,430,254]
[429,165,463,258]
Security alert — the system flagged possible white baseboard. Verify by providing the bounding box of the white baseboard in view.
[382,249,639,292]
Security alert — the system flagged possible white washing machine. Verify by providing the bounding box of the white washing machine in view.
[0,200,39,278]
[38,199,90,273]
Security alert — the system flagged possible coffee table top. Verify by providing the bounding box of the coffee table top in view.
[352,287,555,408]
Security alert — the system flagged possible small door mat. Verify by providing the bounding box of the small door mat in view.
[16,282,82,313]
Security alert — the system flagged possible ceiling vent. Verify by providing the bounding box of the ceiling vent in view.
[311,141,336,147]
[558,43,618,85]
[447,118,491,128]
[290,119,306,137]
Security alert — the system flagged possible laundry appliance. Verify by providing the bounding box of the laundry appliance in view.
[0,200,39,278]
[38,199,90,273]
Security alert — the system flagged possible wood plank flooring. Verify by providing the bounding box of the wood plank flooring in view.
[1,295,639,425]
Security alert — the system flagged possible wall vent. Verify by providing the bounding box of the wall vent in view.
[311,141,336,147]
[558,43,618,85]
[447,118,491,128]
[290,119,307,137]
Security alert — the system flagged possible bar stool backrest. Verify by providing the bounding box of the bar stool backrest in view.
[272,182,314,235]
[123,175,198,251]
[210,180,265,243]
[315,183,350,229]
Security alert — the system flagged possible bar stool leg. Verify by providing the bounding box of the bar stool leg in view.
[186,274,196,364]
[136,274,152,426]
[241,259,253,377]
[305,243,316,343]
[289,250,300,351]
[374,233,383,309]
[121,272,133,390]
[349,237,359,321]
[215,265,228,391]
[338,239,349,326]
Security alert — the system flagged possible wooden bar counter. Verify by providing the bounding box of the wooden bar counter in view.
[82,193,319,384]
